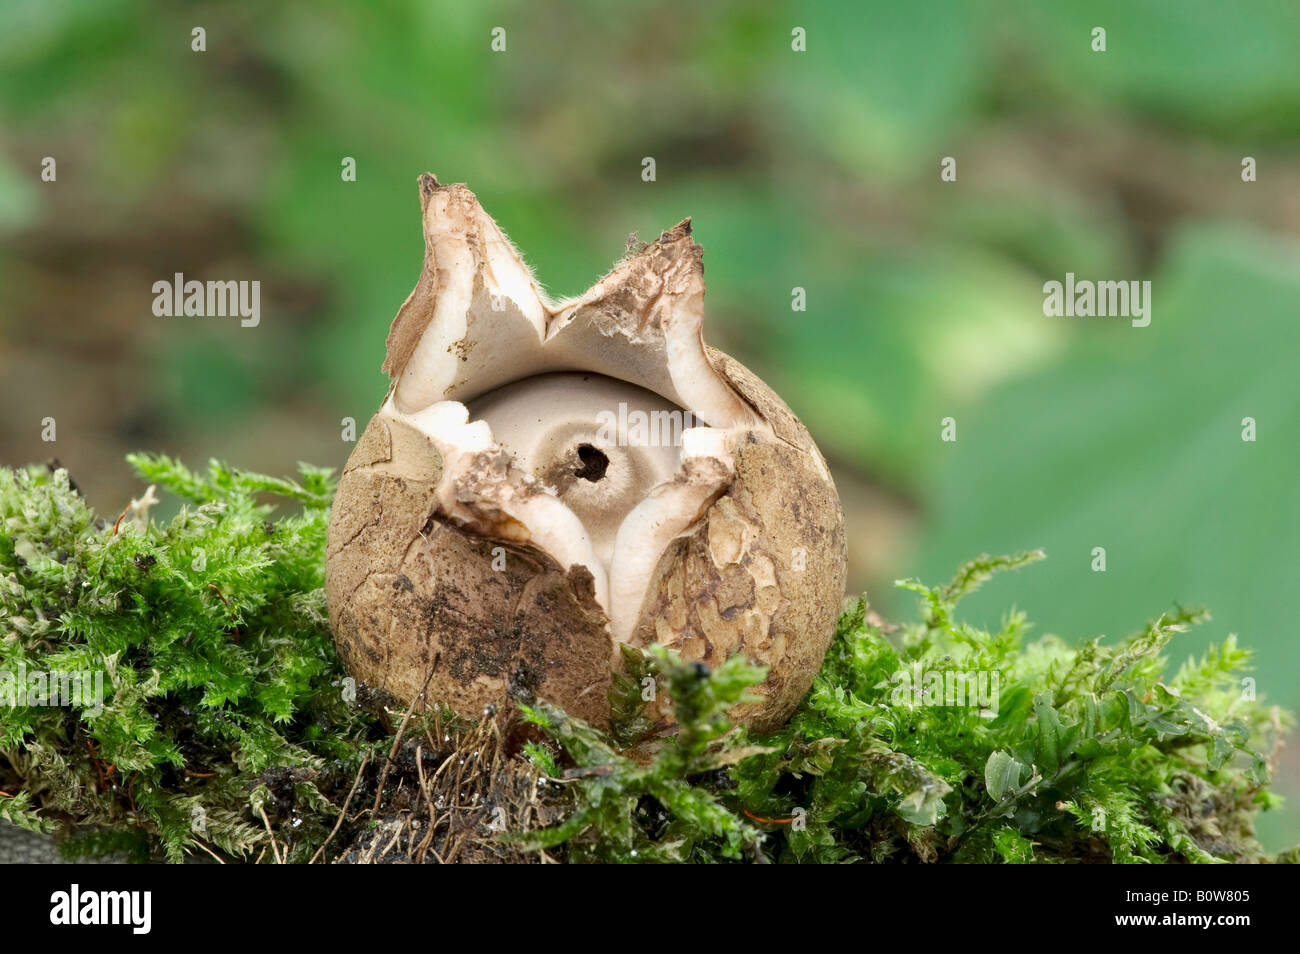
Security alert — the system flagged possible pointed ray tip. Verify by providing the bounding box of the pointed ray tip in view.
[655,217,694,246]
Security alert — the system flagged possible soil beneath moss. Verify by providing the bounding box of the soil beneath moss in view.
[329,714,574,864]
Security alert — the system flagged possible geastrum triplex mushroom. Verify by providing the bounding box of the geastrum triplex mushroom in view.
[326,174,846,732]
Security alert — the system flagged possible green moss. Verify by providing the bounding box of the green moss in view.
[0,457,385,862]
[0,459,1293,863]
[735,553,1287,864]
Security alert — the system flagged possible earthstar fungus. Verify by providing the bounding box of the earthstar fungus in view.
[325,174,846,732]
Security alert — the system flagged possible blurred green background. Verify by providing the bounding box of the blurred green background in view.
[1,0,1297,848]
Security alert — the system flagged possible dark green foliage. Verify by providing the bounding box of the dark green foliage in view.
[1,459,1292,863]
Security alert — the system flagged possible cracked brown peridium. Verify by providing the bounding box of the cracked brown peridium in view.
[325,173,847,733]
